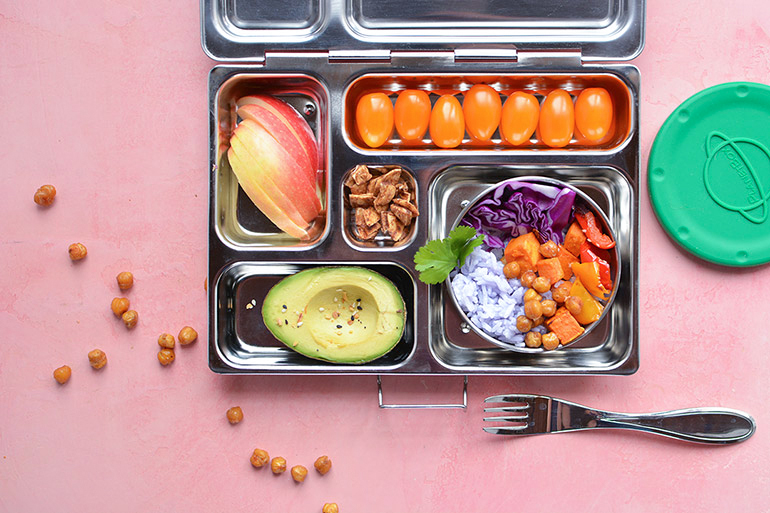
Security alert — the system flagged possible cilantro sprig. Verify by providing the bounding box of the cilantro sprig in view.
[413,226,484,285]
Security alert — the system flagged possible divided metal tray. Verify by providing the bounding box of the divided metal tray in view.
[204,0,642,375]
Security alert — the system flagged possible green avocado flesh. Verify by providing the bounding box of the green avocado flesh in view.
[262,267,407,364]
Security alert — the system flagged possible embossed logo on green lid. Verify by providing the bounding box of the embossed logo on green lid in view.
[704,131,770,224]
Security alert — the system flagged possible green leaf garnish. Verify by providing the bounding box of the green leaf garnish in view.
[413,226,484,285]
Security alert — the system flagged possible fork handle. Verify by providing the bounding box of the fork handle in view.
[594,408,755,444]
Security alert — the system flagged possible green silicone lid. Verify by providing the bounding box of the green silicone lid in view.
[648,82,770,267]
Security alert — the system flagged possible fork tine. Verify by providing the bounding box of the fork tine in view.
[484,394,537,403]
[482,415,529,423]
[483,426,531,435]
[483,405,530,413]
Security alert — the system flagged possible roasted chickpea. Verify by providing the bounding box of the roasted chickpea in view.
[565,296,584,316]
[532,316,544,328]
[68,243,87,261]
[502,261,521,280]
[542,332,560,350]
[323,504,339,513]
[157,333,175,349]
[523,288,542,303]
[524,331,542,348]
[34,185,56,206]
[116,272,133,290]
[314,455,332,475]
[271,457,287,474]
[516,315,533,332]
[226,406,243,424]
[111,297,130,317]
[178,326,198,346]
[541,299,557,317]
[53,365,71,384]
[532,276,551,294]
[122,310,138,329]
[551,282,572,303]
[539,240,559,258]
[251,449,269,468]
[88,349,107,369]
[158,348,175,366]
[524,300,543,320]
[291,465,308,482]
[520,270,536,288]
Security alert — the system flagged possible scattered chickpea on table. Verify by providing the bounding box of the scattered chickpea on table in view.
[291,465,308,483]
[271,457,287,474]
[68,243,87,261]
[158,333,175,349]
[88,349,107,369]
[33,184,56,206]
[157,348,175,366]
[251,449,269,468]
[178,326,198,345]
[226,406,243,424]
[314,455,332,475]
[322,503,339,513]
[122,310,138,329]
[53,365,71,384]
[116,271,133,290]
[111,297,130,317]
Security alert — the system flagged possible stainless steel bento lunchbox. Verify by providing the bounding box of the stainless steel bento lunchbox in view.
[203,0,643,376]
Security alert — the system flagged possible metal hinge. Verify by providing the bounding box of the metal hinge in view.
[453,48,518,63]
[328,49,391,63]
[517,49,583,68]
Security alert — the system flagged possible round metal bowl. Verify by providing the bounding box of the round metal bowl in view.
[445,176,621,353]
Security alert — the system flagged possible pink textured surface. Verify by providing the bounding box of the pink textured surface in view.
[1,1,769,511]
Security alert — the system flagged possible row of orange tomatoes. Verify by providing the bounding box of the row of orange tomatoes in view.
[355,85,614,149]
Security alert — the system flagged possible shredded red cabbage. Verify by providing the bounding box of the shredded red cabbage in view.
[460,180,576,248]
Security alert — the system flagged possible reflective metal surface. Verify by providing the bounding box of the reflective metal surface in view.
[484,394,756,444]
[201,0,645,62]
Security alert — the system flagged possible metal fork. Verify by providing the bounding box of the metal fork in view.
[484,394,756,444]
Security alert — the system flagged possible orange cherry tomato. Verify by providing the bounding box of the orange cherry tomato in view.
[500,92,540,146]
[355,92,394,148]
[394,90,431,143]
[429,95,465,149]
[538,89,575,148]
[575,88,613,142]
[462,84,501,142]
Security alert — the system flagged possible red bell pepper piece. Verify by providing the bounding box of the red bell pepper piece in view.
[580,240,613,290]
[574,211,615,249]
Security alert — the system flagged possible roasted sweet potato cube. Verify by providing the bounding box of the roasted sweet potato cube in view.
[349,193,375,207]
[503,232,542,273]
[355,207,379,227]
[564,222,587,257]
[545,307,585,345]
[355,221,381,241]
[536,258,565,286]
[556,245,578,280]
[390,204,412,226]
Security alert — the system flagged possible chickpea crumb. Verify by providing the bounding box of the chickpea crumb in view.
[158,333,175,349]
[34,184,56,206]
[251,449,269,468]
[122,310,138,329]
[178,326,198,346]
[88,349,107,369]
[158,348,175,366]
[314,455,332,475]
[322,504,339,513]
[68,243,87,261]
[291,465,308,482]
[111,297,130,317]
[53,365,71,384]
[226,406,243,424]
[271,457,287,474]
[116,271,134,290]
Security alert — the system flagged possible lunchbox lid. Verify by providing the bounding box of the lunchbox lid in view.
[201,0,645,63]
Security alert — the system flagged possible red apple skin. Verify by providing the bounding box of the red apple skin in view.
[236,95,320,175]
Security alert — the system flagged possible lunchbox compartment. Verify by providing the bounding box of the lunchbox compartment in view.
[343,72,634,153]
[210,261,417,372]
[427,164,637,373]
[212,72,330,250]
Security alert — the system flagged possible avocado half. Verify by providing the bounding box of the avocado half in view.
[262,267,407,364]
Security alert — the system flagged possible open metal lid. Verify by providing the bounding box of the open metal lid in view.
[201,0,645,62]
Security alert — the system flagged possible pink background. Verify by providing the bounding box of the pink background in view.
[1,0,769,511]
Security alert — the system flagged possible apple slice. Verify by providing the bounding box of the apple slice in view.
[229,119,321,223]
